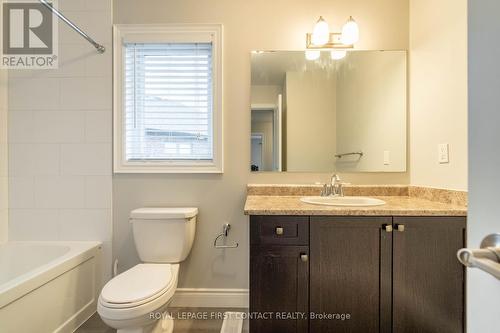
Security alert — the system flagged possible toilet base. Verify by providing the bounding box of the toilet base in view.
[116,316,174,333]
[153,315,174,333]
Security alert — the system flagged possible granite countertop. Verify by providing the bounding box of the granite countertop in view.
[244,185,468,217]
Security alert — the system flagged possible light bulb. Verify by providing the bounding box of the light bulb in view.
[341,16,359,45]
[305,50,321,61]
[330,50,347,60]
[311,16,330,46]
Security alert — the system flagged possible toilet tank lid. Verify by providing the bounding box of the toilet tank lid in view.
[130,207,198,220]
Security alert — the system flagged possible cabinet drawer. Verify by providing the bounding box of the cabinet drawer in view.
[250,216,309,245]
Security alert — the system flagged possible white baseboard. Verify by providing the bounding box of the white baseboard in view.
[171,288,249,308]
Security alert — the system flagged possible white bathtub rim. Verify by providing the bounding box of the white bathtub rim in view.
[0,241,102,309]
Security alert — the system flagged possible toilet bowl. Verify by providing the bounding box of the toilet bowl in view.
[97,207,197,333]
[98,264,179,333]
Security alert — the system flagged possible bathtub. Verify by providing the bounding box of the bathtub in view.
[0,241,103,333]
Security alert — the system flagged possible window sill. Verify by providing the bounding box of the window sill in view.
[113,162,223,174]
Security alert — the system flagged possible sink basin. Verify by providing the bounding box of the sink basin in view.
[300,196,386,207]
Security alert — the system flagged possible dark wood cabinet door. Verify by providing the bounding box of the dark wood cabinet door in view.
[392,217,466,333]
[310,217,393,333]
[250,246,309,333]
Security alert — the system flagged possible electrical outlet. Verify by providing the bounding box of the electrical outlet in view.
[438,143,449,164]
[384,150,390,165]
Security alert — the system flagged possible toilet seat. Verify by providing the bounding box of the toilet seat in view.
[98,264,179,322]
[100,264,176,308]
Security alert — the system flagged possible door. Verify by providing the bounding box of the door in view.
[275,94,283,171]
[250,246,309,333]
[392,217,466,333]
[310,217,393,333]
[250,134,263,171]
[251,108,274,171]
[468,1,500,332]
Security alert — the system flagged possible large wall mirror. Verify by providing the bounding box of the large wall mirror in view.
[250,50,407,173]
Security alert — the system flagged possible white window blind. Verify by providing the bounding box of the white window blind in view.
[124,42,214,161]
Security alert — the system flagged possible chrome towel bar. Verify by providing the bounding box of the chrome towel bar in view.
[457,233,500,280]
[335,151,363,159]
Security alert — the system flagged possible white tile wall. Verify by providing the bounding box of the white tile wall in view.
[8,78,60,110]
[0,69,7,242]
[7,0,113,279]
[9,209,60,241]
[9,144,60,176]
[0,70,8,242]
[60,143,111,175]
[34,176,86,209]
[8,177,35,209]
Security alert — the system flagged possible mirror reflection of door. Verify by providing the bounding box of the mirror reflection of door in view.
[251,109,279,171]
[251,134,263,171]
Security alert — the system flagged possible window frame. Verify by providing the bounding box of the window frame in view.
[113,24,223,173]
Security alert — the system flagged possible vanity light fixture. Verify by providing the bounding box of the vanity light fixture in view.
[306,15,359,60]
[341,16,360,45]
[311,16,330,46]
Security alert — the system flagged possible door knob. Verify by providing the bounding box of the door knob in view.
[384,224,393,233]
[396,224,405,232]
[300,254,308,262]
[275,227,284,235]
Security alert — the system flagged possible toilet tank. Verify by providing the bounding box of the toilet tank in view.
[130,207,197,263]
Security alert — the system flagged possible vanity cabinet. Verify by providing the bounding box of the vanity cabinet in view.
[309,217,393,332]
[391,217,466,333]
[249,215,466,333]
[250,216,309,333]
[250,246,309,333]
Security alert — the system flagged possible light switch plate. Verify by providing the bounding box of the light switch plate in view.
[384,150,390,165]
[438,143,449,164]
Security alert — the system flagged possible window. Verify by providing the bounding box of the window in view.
[114,25,223,173]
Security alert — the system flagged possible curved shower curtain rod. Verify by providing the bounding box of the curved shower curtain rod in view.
[39,0,106,54]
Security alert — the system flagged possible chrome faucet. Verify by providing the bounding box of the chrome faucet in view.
[320,174,345,197]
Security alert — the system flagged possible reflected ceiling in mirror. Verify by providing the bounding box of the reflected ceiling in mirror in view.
[250,50,407,173]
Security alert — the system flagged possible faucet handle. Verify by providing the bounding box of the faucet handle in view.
[320,183,330,196]
[330,173,341,186]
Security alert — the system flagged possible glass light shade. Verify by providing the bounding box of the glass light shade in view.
[305,50,321,61]
[330,50,347,60]
[311,17,330,46]
[341,16,359,45]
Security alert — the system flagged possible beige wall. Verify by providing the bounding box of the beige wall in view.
[113,0,410,289]
[250,85,282,106]
[286,70,336,172]
[336,51,407,172]
[409,0,468,190]
[0,70,7,242]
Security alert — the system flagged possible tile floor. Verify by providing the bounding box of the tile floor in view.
[76,308,249,333]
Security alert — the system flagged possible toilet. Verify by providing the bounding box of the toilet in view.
[97,207,198,333]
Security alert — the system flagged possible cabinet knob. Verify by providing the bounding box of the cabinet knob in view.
[384,224,393,233]
[300,254,308,262]
[396,224,405,232]
[275,227,284,235]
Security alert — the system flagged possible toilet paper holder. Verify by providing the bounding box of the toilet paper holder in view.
[214,223,239,249]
